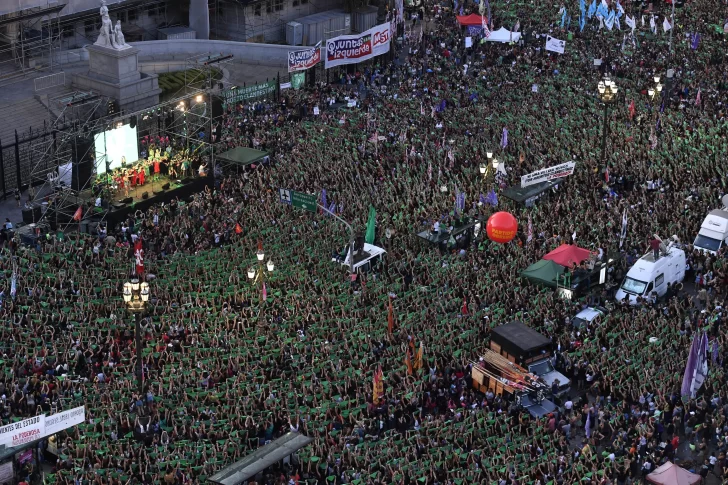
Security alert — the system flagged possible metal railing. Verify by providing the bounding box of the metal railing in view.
[34,71,65,91]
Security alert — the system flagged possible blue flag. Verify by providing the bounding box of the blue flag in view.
[597,1,609,18]
[561,8,568,27]
[321,189,328,216]
[580,12,586,31]
[580,0,586,15]
[588,0,596,18]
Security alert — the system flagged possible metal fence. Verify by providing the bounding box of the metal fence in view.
[34,72,66,92]
[0,125,67,200]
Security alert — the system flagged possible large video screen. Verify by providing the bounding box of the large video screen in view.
[94,124,139,173]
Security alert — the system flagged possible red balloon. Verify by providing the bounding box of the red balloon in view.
[486,212,518,244]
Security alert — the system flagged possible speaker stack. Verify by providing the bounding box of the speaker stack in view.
[71,136,94,191]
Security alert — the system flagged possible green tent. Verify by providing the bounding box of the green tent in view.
[521,259,564,288]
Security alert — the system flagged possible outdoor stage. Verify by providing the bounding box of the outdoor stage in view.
[103,174,213,227]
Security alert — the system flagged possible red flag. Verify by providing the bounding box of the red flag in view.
[235,223,243,234]
[628,100,635,120]
[262,282,267,301]
[605,167,610,183]
[134,239,144,276]
[696,88,701,106]
[414,342,424,370]
[73,206,83,221]
[405,350,413,375]
[461,298,468,315]
[387,297,394,335]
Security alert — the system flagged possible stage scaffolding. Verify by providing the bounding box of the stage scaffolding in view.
[28,88,218,232]
[0,2,64,81]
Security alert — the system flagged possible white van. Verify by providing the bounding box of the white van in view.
[615,244,685,305]
[693,209,728,255]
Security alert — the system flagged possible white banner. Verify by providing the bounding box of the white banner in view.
[325,22,391,69]
[0,462,12,485]
[0,415,45,447]
[45,406,85,436]
[521,161,576,187]
[545,35,566,54]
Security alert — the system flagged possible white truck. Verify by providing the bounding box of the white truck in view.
[693,209,728,255]
[615,238,685,305]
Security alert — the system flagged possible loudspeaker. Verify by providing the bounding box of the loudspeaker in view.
[121,197,133,204]
[72,137,94,191]
[162,183,170,190]
[142,192,149,200]
[129,115,137,129]
[22,206,42,224]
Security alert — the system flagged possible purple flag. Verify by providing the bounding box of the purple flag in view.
[501,127,508,148]
[691,32,700,50]
[681,334,699,397]
[712,339,719,364]
[458,192,466,212]
[321,189,328,216]
[328,201,336,214]
[585,411,591,438]
[479,193,487,205]
[484,189,498,207]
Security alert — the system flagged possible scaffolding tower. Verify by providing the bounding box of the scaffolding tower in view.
[0,2,64,79]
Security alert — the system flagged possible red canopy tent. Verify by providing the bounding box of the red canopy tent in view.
[646,462,701,485]
[456,14,487,26]
[542,244,593,267]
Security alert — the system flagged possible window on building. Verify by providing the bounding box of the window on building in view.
[274,0,284,11]
[147,6,158,17]
[293,0,299,6]
[128,9,138,22]
[301,0,309,4]
[266,1,272,14]
[254,3,262,15]
[84,19,95,34]
[62,26,75,38]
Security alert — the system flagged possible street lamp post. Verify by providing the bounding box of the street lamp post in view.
[247,241,275,300]
[123,279,149,395]
[478,151,499,186]
[597,76,618,170]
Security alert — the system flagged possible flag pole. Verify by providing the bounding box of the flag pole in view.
[669,0,675,53]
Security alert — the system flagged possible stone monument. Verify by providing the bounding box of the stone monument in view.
[73,1,161,112]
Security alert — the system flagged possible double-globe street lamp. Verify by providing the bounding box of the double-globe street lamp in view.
[123,279,149,395]
[597,76,619,170]
[248,241,275,300]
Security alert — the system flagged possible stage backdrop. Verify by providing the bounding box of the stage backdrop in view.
[94,124,139,173]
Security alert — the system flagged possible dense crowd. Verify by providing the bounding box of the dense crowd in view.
[1,0,728,483]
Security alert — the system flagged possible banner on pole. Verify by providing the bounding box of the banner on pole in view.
[521,161,576,187]
[288,45,321,72]
[222,80,277,106]
[545,35,566,54]
[325,22,391,68]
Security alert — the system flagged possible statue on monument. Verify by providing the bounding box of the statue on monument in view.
[93,0,131,50]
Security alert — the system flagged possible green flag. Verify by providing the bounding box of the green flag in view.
[365,206,376,244]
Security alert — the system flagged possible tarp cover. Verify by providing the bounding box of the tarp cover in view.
[485,27,522,43]
[521,259,564,288]
[543,244,592,268]
[456,14,487,26]
[646,462,701,485]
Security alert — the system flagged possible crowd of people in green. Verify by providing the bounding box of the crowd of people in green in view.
[1,0,728,483]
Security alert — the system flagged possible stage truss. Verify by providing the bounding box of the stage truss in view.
[28,87,220,232]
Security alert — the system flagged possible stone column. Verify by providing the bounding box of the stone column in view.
[190,0,210,40]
